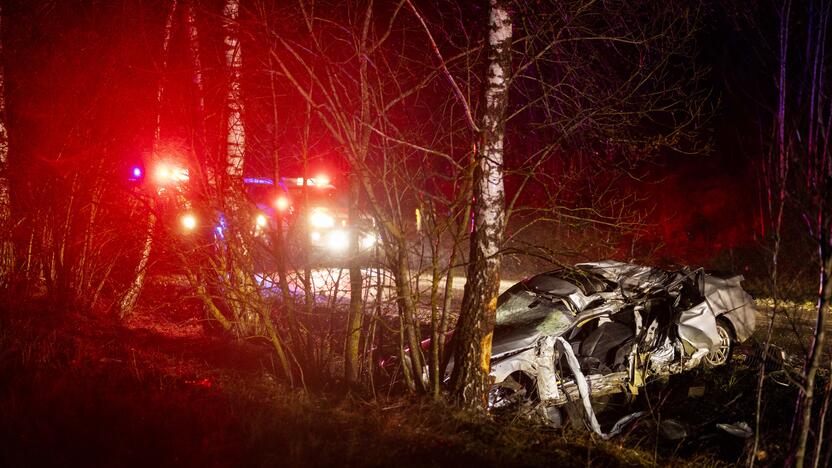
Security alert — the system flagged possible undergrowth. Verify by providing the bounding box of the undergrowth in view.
[0,296,810,467]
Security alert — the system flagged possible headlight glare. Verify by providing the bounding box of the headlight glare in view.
[310,210,335,228]
[360,233,378,249]
[327,230,349,251]
[180,213,197,231]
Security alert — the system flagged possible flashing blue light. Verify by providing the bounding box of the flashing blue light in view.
[132,167,142,178]
[243,177,274,185]
[215,214,226,239]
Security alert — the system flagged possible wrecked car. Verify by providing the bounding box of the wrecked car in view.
[481,260,756,434]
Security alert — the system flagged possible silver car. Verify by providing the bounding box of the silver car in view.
[484,260,756,433]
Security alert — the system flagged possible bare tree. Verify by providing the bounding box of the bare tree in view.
[448,0,512,408]
[265,0,439,391]
[791,1,832,465]
[0,4,12,287]
[750,1,792,464]
[735,1,832,464]
[343,0,374,387]
[259,0,705,398]
[224,0,245,180]
[119,0,180,316]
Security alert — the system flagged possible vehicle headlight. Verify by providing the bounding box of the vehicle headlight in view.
[327,230,349,251]
[310,210,335,228]
[180,213,197,231]
[153,163,189,185]
[360,233,378,249]
[255,213,267,228]
[275,196,289,211]
[310,231,321,242]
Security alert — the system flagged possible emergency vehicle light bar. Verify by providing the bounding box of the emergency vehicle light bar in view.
[289,176,329,187]
[242,176,330,187]
[243,177,274,185]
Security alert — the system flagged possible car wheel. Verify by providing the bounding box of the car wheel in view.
[703,320,733,368]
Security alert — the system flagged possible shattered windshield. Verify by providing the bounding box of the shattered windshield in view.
[493,284,575,346]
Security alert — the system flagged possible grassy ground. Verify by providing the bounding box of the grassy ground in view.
[0,290,824,467]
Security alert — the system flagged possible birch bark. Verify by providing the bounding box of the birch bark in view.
[0,5,12,286]
[449,0,511,408]
[224,0,244,179]
[221,0,266,340]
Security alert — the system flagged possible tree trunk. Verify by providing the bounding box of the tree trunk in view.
[345,170,364,385]
[795,235,832,468]
[449,0,512,408]
[792,3,831,465]
[750,2,791,462]
[119,0,178,316]
[345,1,373,387]
[224,0,244,180]
[222,0,261,337]
[268,53,302,355]
[0,4,13,287]
[184,1,210,190]
[118,214,156,316]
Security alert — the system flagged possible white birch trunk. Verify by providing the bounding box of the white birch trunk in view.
[222,0,261,337]
[224,0,244,179]
[450,0,511,407]
[0,4,12,285]
[477,0,511,266]
[185,3,205,117]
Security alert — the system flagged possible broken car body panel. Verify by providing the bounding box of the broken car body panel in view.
[702,274,756,341]
[486,260,758,413]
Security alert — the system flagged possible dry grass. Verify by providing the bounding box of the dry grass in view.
[0,291,821,467]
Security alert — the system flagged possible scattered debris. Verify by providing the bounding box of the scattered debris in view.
[659,419,688,440]
[716,421,753,439]
[687,386,705,398]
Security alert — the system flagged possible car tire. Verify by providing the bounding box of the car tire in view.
[703,319,733,368]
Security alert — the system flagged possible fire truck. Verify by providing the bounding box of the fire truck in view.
[246,175,380,265]
[132,160,378,268]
